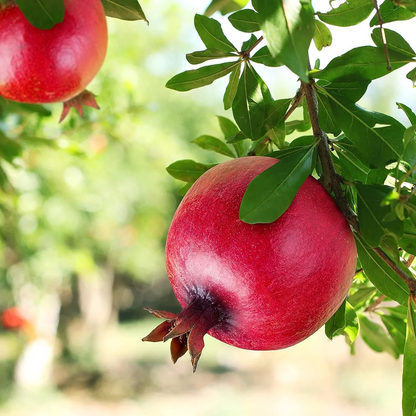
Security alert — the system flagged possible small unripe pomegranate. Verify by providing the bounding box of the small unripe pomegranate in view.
[143,156,357,371]
[0,0,107,116]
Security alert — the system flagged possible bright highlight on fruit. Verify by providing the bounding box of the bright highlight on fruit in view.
[143,156,357,372]
[0,0,108,120]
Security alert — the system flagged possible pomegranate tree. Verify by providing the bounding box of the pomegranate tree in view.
[0,0,108,119]
[143,156,357,371]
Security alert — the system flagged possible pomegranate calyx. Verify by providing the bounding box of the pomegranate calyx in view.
[142,296,226,372]
[60,90,100,123]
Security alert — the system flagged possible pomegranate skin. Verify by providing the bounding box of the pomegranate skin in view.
[0,0,107,104]
[165,156,357,351]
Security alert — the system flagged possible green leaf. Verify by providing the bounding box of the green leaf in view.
[256,0,314,82]
[192,135,236,158]
[311,46,413,82]
[370,0,416,26]
[0,133,22,163]
[223,65,242,110]
[407,67,416,86]
[241,34,259,51]
[205,0,249,16]
[15,0,64,29]
[395,0,416,12]
[336,147,372,183]
[166,160,216,182]
[228,9,260,33]
[101,0,148,21]
[403,295,416,416]
[325,299,346,340]
[380,313,406,354]
[226,131,247,144]
[316,0,373,27]
[371,28,416,58]
[316,91,341,136]
[397,103,416,126]
[232,64,266,140]
[264,99,291,131]
[400,219,416,255]
[186,49,238,65]
[194,14,238,53]
[348,285,377,310]
[217,116,245,157]
[239,144,316,224]
[319,80,370,102]
[313,20,332,51]
[355,233,409,306]
[359,314,399,358]
[356,184,404,247]
[166,61,240,92]
[326,92,405,168]
[251,46,283,67]
[343,302,360,343]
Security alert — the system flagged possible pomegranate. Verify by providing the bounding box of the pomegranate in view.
[1,307,27,330]
[0,0,107,118]
[143,156,357,371]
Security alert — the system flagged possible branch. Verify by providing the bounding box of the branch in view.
[301,79,359,230]
[373,0,391,71]
[301,77,416,293]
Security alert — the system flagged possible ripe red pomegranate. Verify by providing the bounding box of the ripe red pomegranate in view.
[1,307,27,330]
[0,0,107,118]
[143,156,357,371]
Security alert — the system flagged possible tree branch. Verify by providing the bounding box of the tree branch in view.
[301,77,416,293]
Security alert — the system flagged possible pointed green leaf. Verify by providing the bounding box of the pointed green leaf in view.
[355,234,409,306]
[256,0,314,82]
[325,299,346,340]
[166,160,216,182]
[319,80,370,102]
[343,302,360,343]
[239,144,316,224]
[15,0,64,29]
[348,285,377,310]
[313,20,332,51]
[400,219,416,255]
[356,184,404,247]
[407,67,416,86]
[395,0,416,12]
[312,46,413,82]
[264,99,291,131]
[101,0,148,21]
[192,135,236,158]
[336,147,372,183]
[0,133,22,163]
[205,0,249,17]
[397,103,416,126]
[370,0,416,26]
[251,46,283,67]
[359,314,399,358]
[371,28,416,58]
[316,90,341,136]
[217,116,245,157]
[166,61,240,92]
[380,313,406,354]
[228,9,260,33]
[186,49,238,65]
[403,295,416,416]
[223,65,242,110]
[232,64,266,139]
[316,0,373,27]
[194,14,238,53]
[326,92,405,168]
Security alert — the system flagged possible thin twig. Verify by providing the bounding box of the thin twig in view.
[284,89,304,121]
[373,0,391,71]
[241,35,264,59]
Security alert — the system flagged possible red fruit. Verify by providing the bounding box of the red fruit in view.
[143,156,357,371]
[0,0,107,105]
[1,307,27,330]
